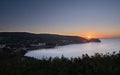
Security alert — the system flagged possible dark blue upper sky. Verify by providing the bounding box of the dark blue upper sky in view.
[0,0,120,38]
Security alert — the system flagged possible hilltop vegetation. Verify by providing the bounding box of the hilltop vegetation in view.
[0,52,120,75]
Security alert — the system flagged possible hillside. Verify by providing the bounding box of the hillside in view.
[0,52,120,75]
[0,32,88,45]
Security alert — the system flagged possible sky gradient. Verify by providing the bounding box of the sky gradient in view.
[0,0,120,38]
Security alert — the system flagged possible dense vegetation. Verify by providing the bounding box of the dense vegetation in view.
[0,52,120,75]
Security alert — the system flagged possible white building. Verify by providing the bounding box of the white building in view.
[31,43,46,47]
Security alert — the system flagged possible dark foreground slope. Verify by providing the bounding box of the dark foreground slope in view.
[0,52,120,75]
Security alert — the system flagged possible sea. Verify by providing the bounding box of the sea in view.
[25,38,120,59]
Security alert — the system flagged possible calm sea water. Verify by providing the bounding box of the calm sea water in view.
[25,38,120,59]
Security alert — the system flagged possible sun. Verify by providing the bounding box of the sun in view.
[87,35,92,39]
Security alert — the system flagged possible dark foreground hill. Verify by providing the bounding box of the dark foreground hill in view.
[0,52,120,75]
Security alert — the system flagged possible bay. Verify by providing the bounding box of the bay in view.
[25,38,120,59]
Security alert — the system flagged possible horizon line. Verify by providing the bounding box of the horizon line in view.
[0,31,120,39]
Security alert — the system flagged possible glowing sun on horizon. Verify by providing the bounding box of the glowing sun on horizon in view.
[87,35,92,39]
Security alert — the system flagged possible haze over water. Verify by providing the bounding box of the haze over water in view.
[25,38,120,59]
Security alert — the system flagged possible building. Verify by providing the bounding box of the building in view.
[31,43,46,47]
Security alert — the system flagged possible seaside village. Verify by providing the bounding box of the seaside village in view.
[0,42,57,51]
[0,42,58,58]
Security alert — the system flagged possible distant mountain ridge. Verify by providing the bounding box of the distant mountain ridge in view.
[0,32,88,45]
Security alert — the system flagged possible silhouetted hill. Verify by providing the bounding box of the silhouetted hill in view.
[88,38,101,42]
[0,32,88,45]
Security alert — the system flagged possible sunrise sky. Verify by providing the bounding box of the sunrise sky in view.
[0,0,120,38]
